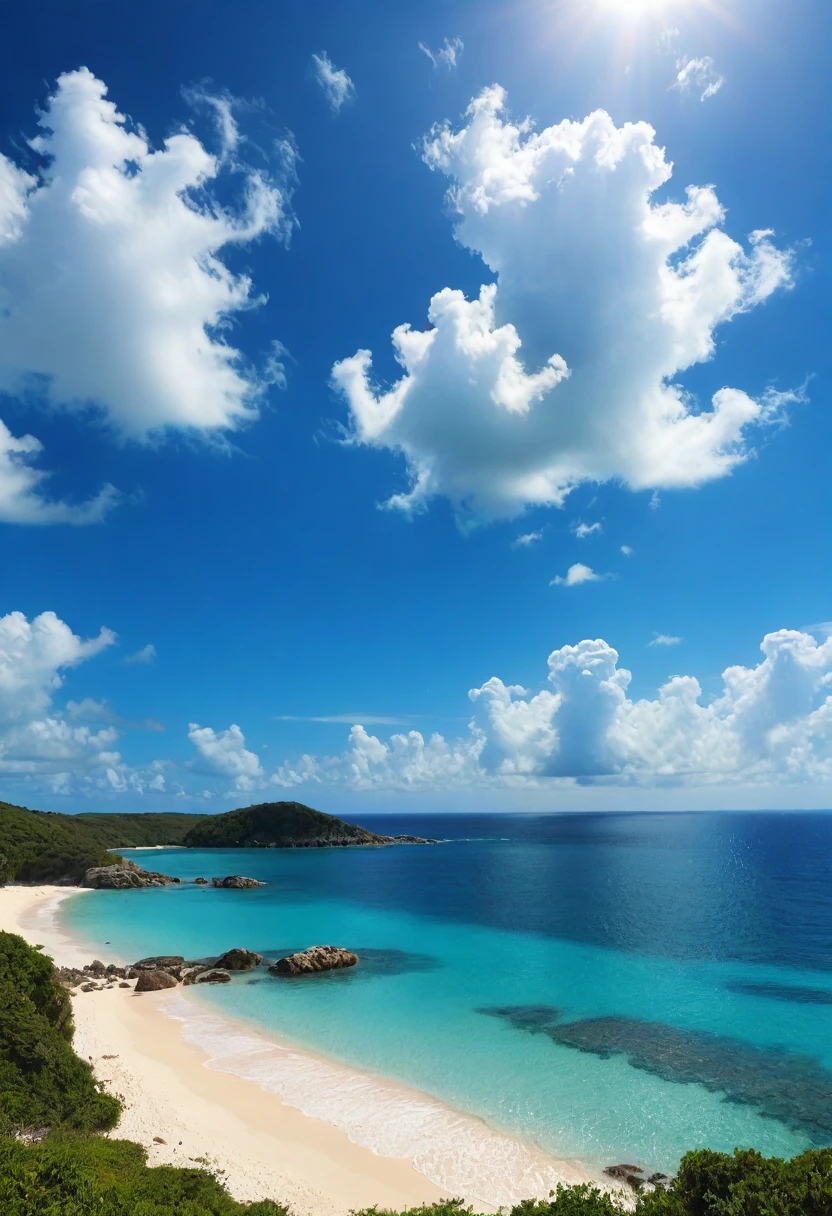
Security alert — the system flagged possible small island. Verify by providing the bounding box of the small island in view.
[0,798,435,886]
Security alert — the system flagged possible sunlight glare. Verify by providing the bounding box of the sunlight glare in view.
[597,0,676,16]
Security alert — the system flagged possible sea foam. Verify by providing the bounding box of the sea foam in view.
[160,990,590,1207]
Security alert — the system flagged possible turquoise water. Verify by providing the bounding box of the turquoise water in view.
[62,812,832,1183]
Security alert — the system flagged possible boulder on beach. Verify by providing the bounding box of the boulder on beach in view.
[133,956,186,977]
[268,945,358,976]
[134,970,178,992]
[83,862,180,889]
[210,875,266,889]
[195,969,231,984]
[213,948,263,971]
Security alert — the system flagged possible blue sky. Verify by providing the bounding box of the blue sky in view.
[0,0,830,814]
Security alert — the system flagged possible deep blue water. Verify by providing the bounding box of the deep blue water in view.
[64,811,832,1181]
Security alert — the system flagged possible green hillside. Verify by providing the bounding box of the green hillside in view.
[0,802,119,885]
[74,811,207,849]
[0,798,391,885]
[181,800,389,848]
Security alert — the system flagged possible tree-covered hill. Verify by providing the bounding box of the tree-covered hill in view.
[0,798,412,886]
[73,811,207,849]
[0,802,120,885]
[180,800,395,848]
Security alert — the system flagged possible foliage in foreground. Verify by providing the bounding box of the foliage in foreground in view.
[355,1148,832,1216]
[0,1135,288,1216]
[0,931,120,1136]
[637,1146,832,1215]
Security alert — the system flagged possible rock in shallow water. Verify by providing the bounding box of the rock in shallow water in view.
[213,948,263,971]
[210,875,266,889]
[195,969,232,984]
[134,970,178,992]
[83,863,180,889]
[268,946,358,975]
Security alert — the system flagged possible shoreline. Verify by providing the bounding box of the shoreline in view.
[1,884,599,1213]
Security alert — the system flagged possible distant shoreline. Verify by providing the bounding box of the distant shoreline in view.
[1,883,598,1212]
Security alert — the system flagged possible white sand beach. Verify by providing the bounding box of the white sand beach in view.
[1,885,595,1215]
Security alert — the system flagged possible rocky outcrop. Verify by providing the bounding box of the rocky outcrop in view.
[604,1165,645,1190]
[134,969,178,992]
[133,955,186,977]
[57,947,264,992]
[82,861,180,889]
[268,945,358,975]
[194,877,208,885]
[57,961,129,989]
[210,875,266,889]
[214,948,263,971]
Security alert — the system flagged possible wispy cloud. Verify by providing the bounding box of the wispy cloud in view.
[648,633,683,647]
[657,27,679,54]
[311,51,355,113]
[802,621,832,637]
[621,545,634,557]
[66,697,165,731]
[673,56,724,101]
[572,521,602,539]
[550,563,609,587]
[125,643,156,664]
[419,37,464,71]
[275,713,414,726]
[511,529,543,548]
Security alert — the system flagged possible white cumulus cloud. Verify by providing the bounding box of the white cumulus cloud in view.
[0,610,115,722]
[0,418,118,524]
[551,563,607,587]
[0,610,124,787]
[311,52,355,113]
[187,721,266,791]
[333,87,793,524]
[271,628,832,792]
[674,56,725,101]
[0,68,293,522]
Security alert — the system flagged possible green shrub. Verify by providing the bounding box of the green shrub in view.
[0,932,120,1136]
[0,1135,288,1215]
[512,1186,627,1215]
[0,929,73,1037]
[637,1146,832,1215]
[353,1190,625,1216]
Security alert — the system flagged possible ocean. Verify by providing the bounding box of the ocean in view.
[61,811,832,1197]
